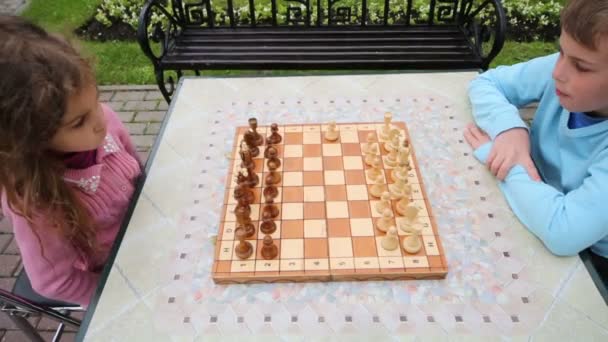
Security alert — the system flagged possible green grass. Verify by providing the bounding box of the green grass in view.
[491,40,559,68]
[21,0,101,33]
[81,41,156,84]
[21,0,561,85]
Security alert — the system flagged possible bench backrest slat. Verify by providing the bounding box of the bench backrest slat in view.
[177,0,473,28]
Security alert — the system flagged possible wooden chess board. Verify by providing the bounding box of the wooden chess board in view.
[212,121,448,284]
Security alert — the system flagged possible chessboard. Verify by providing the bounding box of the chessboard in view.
[212,115,448,284]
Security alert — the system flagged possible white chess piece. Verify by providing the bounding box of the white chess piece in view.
[384,148,399,168]
[397,205,419,234]
[366,157,383,181]
[391,147,411,182]
[379,112,392,141]
[324,121,339,141]
[381,226,399,251]
[402,226,422,254]
[384,129,401,152]
[376,208,394,232]
[369,176,387,198]
[389,178,410,200]
[363,132,378,154]
[375,191,392,215]
[365,148,378,166]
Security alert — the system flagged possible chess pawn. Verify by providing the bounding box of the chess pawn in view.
[248,117,264,147]
[234,227,253,259]
[260,218,277,234]
[376,208,394,232]
[384,148,399,168]
[362,132,378,154]
[266,123,282,145]
[260,209,278,230]
[265,171,281,185]
[262,203,280,219]
[375,191,392,215]
[324,121,340,141]
[364,149,378,167]
[379,112,392,141]
[366,157,383,181]
[263,185,279,202]
[402,227,423,254]
[369,176,387,198]
[389,178,411,200]
[261,235,278,260]
[267,157,282,173]
[381,226,400,251]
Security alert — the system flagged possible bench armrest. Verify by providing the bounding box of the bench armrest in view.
[137,0,184,67]
[459,0,506,70]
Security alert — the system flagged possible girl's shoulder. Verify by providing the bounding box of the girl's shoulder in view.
[101,103,124,130]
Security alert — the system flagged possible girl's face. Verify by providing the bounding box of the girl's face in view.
[49,83,107,153]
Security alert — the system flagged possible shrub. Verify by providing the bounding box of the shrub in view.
[93,0,563,42]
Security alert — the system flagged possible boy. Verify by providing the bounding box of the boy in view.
[463,0,608,272]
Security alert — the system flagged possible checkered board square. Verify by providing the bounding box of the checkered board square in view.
[213,122,448,283]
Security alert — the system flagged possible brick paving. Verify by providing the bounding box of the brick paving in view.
[0,0,27,15]
[0,85,167,341]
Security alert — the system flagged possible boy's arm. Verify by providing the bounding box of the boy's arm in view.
[474,143,608,256]
[469,53,558,139]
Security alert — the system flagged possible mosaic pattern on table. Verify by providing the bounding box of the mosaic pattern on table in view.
[155,94,554,337]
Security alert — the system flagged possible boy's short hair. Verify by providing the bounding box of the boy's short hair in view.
[561,0,608,50]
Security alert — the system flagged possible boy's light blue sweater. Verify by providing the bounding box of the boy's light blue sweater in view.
[469,53,608,257]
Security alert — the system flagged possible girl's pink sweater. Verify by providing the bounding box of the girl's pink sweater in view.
[1,104,142,306]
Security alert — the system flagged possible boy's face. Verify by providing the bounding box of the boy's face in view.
[552,30,608,115]
[49,83,107,153]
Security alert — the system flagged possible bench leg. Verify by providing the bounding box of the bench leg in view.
[155,68,174,104]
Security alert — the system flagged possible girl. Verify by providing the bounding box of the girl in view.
[0,15,142,306]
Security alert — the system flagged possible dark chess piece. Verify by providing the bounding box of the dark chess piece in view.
[261,235,278,260]
[262,203,280,219]
[234,182,254,204]
[260,218,277,235]
[263,185,278,202]
[265,171,281,186]
[234,228,253,259]
[243,132,260,158]
[264,145,280,160]
[266,123,282,145]
[234,194,255,238]
[245,165,259,188]
[248,118,264,147]
[239,141,254,170]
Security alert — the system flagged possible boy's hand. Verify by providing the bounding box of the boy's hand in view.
[487,127,541,181]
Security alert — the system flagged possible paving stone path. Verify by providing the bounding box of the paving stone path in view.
[0,0,27,15]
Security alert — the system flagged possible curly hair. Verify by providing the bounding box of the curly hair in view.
[0,15,99,259]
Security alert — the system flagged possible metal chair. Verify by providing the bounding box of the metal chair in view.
[0,269,84,342]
